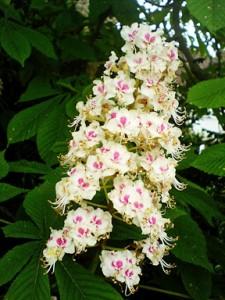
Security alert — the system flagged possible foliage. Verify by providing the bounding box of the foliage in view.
[0,0,225,299]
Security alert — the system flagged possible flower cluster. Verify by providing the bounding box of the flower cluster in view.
[43,23,187,294]
[100,250,142,295]
[43,206,112,272]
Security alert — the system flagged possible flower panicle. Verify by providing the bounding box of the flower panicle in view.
[43,23,187,294]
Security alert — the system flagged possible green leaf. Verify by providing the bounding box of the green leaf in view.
[7,99,54,144]
[0,150,9,179]
[0,24,31,66]
[111,219,146,240]
[112,0,140,24]
[191,143,225,176]
[18,26,57,59]
[89,0,111,22]
[187,78,225,108]
[0,241,39,286]
[187,0,225,32]
[55,256,123,300]
[173,183,222,226]
[164,207,187,221]
[23,168,63,234]
[5,246,51,300]
[9,160,51,174]
[37,103,69,163]
[31,0,47,9]
[60,37,96,61]
[171,215,212,271]
[177,148,198,170]
[180,263,212,300]
[19,77,59,102]
[0,183,28,203]
[65,96,78,118]
[3,221,41,239]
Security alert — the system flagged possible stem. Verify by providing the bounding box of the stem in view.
[101,179,110,204]
[112,214,124,222]
[102,245,125,251]
[89,247,101,274]
[140,285,191,299]
[0,218,12,225]
[83,200,107,209]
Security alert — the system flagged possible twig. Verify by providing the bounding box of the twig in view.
[140,284,191,299]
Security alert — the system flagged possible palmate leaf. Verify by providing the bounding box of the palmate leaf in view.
[3,220,41,239]
[173,181,223,226]
[5,246,51,300]
[0,241,39,286]
[18,26,57,59]
[191,143,225,176]
[7,99,55,144]
[23,168,63,236]
[0,23,31,66]
[171,215,212,272]
[111,219,146,240]
[187,78,225,108]
[55,256,123,300]
[187,0,225,32]
[9,160,51,175]
[37,102,69,164]
[0,150,9,180]
[180,263,212,300]
[19,77,59,102]
[0,183,28,203]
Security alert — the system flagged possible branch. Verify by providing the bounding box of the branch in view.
[145,0,172,8]
[171,1,207,81]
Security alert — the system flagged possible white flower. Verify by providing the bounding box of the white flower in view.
[113,71,135,106]
[104,107,140,138]
[100,250,142,294]
[97,141,131,175]
[43,229,74,272]
[108,176,153,223]
[64,206,113,253]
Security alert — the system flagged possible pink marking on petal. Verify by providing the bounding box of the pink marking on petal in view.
[168,50,176,61]
[116,80,129,93]
[100,147,110,153]
[147,154,154,162]
[93,161,103,169]
[128,30,138,41]
[77,227,85,236]
[136,188,142,195]
[110,112,117,119]
[149,246,155,253]
[144,33,156,43]
[69,168,77,175]
[120,194,129,204]
[113,151,120,161]
[134,57,142,64]
[147,79,154,86]
[82,182,90,188]
[112,260,123,269]
[97,84,105,94]
[56,237,67,247]
[73,215,83,223]
[157,123,166,133]
[119,183,126,190]
[159,165,169,172]
[86,130,97,141]
[149,216,157,225]
[120,116,127,126]
[78,178,84,185]
[134,201,144,209]
[125,269,134,278]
